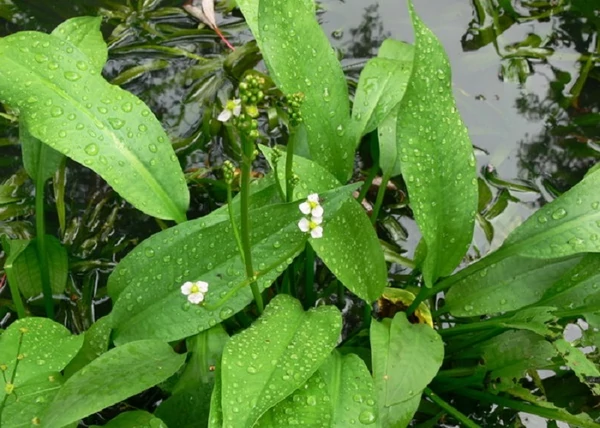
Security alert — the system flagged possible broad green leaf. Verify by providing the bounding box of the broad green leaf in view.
[156,325,229,428]
[445,255,582,317]
[352,42,413,137]
[501,169,600,258]
[370,313,444,427]
[553,339,600,395]
[91,411,167,428]
[0,318,83,403]
[3,235,69,299]
[42,340,186,428]
[63,316,112,378]
[20,122,63,182]
[318,352,380,427]
[538,254,600,310]
[397,2,478,286]
[51,17,107,73]
[0,32,189,222]
[255,371,331,428]
[1,372,63,428]
[475,330,557,391]
[109,185,356,344]
[378,39,415,60]
[261,145,387,302]
[250,0,352,182]
[221,295,342,428]
[257,351,379,427]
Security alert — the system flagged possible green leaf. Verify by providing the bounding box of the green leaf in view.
[109,185,355,344]
[445,255,582,317]
[256,351,380,427]
[538,254,600,310]
[246,0,352,182]
[63,316,112,379]
[496,307,558,337]
[91,411,167,428]
[501,169,600,258]
[4,235,69,299]
[51,17,107,73]
[42,340,186,428]
[0,32,189,222]
[156,325,229,428]
[476,330,557,391]
[553,339,600,395]
[221,295,342,428]
[261,145,387,302]
[370,313,444,427]
[310,199,387,302]
[1,372,63,428]
[318,351,379,427]
[397,2,478,286]
[352,43,413,137]
[0,317,83,402]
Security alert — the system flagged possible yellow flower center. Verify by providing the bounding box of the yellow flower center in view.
[308,220,319,230]
[308,201,318,209]
[190,284,200,293]
[225,100,237,111]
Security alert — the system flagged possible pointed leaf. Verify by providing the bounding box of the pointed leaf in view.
[91,411,167,428]
[397,2,478,286]
[502,169,600,258]
[445,255,582,317]
[370,313,444,427]
[0,32,189,221]
[553,339,600,395]
[42,340,186,428]
[51,16,107,73]
[245,0,351,181]
[221,295,342,428]
[63,316,112,378]
[21,123,63,182]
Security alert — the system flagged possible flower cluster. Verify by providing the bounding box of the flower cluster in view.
[298,193,324,239]
[181,280,209,304]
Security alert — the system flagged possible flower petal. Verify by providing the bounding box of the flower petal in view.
[307,194,319,203]
[188,292,205,304]
[218,109,232,122]
[298,217,310,232]
[311,216,323,225]
[181,281,193,295]
[311,205,324,218]
[196,281,209,293]
[232,104,242,116]
[299,202,311,215]
[311,226,323,239]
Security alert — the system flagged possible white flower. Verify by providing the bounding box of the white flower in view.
[218,99,242,122]
[298,216,323,239]
[181,280,209,304]
[299,193,324,217]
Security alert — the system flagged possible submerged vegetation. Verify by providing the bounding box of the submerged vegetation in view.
[0,0,599,427]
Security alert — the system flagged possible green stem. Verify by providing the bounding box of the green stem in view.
[371,171,391,224]
[3,269,25,318]
[35,175,54,319]
[423,388,481,428]
[304,244,316,306]
[240,136,263,314]
[357,164,378,203]
[406,284,428,317]
[453,388,599,428]
[337,280,345,310]
[438,319,506,338]
[285,129,296,202]
[381,243,416,269]
[227,182,245,263]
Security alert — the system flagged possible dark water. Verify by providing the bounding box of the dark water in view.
[0,0,598,425]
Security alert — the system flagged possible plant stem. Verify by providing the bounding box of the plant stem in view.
[438,319,505,337]
[423,388,481,428]
[371,171,391,224]
[406,284,428,317]
[337,280,345,310]
[454,388,599,428]
[304,244,315,306]
[285,129,296,202]
[227,181,245,263]
[3,273,25,319]
[0,329,25,424]
[357,164,378,203]
[240,136,263,314]
[35,175,54,319]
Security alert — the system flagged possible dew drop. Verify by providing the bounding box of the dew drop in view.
[358,410,377,425]
[148,143,158,153]
[121,102,133,112]
[76,61,88,71]
[145,248,155,258]
[108,118,125,129]
[84,143,99,156]
[551,208,567,220]
[64,71,81,81]
[50,106,64,117]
